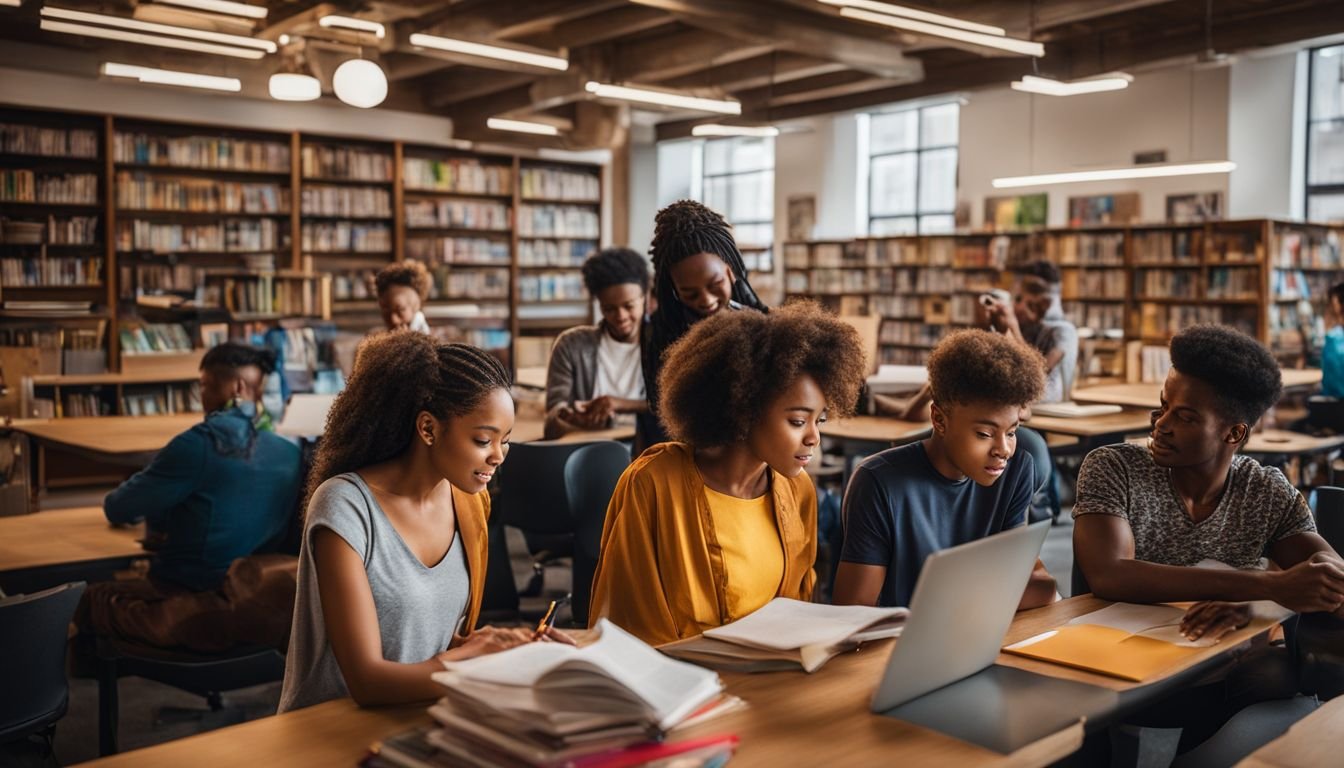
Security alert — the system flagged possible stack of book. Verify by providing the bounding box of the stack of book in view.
[371,620,739,768]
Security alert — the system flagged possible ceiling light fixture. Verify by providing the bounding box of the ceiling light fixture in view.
[407,33,568,71]
[991,161,1235,189]
[1010,73,1133,96]
[839,7,1044,57]
[319,15,385,39]
[269,72,320,101]
[691,124,780,137]
[584,81,741,115]
[41,7,275,51]
[102,61,241,92]
[1,0,22,7]
[818,0,1004,36]
[332,58,387,108]
[487,118,560,136]
[152,0,266,19]
[40,19,265,58]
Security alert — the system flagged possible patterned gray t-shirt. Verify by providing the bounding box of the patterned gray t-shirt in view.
[1073,442,1315,568]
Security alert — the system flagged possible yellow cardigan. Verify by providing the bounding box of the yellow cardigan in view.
[588,442,817,646]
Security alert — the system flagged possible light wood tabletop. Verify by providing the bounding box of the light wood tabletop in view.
[0,506,144,573]
[1236,694,1344,767]
[1075,369,1322,409]
[1126,430,1344,458]
[1025,409,1154,439]
[7,414,199,458]
[514,366,548,390]
[820,416,930,444]
[510,416,635,445]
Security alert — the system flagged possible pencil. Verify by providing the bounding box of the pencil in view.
[533,599,558,639]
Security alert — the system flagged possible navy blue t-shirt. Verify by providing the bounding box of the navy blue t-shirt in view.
[839,440,1034,607]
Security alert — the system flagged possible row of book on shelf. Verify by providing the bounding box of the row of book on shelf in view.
[0,123,98,158]
[301,222,390,253]
[0,171,97,204]
[518,238,597,267]
[300,146,392,182]
[406,236,509,264]
[119,322,194,354]
[0,215,98,245]
[403,158,511,195]
[206,275,324,317]
[1,256,102,286]
[518,272,585,303]
[302,186,392,218]
[517,205,600,238]
[115,173,288,214]
[518,166,600,201]
[404,199,510,230]
[113,133,289,172]
[116,219,280,252]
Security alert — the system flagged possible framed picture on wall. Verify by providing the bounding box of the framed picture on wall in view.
[1067,193,1140,226]
[1166,192,1223,223]
[787,195,815,241]
[984,194,1047,230]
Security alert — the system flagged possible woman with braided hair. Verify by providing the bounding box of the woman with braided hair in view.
[279,332,571,711]
[638,200,769,451]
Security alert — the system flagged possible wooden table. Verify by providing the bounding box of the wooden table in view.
[1236,694,1344,767]
[514,366,548,390]
[77,595,1288,768]
[1025,409,1154,450]
[8,414,198,466]
[0,506,145,594]
[1125,430,1344,486]
[510,415,635,445]
[1075,369,1323,409]
[820,416,929,444]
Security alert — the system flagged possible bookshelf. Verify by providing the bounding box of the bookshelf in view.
[516,159,600,357]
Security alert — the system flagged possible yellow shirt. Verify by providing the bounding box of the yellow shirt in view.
[588,442,817,646]
[703,486,783,621]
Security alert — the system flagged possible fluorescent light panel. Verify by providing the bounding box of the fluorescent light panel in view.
[153,0,266,19]
[408,33,568,71]
[103,61,241,92]
[1010,73,1132,96]
[992,161,1236,189]
[487,118,559,136]
[319,15,385,39]
[839,7,1044,57]
[0,0,22,7]
[584,81,741,115]
[692,124,779,137]
[40,19,264,58]
[819,0,1004,36]
[42,7,275,51]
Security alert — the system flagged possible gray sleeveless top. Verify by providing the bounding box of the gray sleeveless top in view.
[278,472,470,712]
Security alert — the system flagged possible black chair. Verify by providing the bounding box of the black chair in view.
[95,639,286,755]
[1299,486,1344,700]
[494,441,593,601]
[564,441,632,626]
[1306,396,1344,434]
[0,582,86,758]
[1313,486,1344,553]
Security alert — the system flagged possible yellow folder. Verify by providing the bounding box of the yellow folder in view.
[1002,624,1202,682]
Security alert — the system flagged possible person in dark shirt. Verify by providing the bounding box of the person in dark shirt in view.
[833,329,1057,609]
[77,343,303,650]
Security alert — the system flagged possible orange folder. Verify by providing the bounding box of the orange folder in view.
[1002,624,1202,682]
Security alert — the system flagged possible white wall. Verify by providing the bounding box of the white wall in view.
[773,114,867,245]
[628,131,658,255]
[959,64,1231,227]
[1228,50,1306,219]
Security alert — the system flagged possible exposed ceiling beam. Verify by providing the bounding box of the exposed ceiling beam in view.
[611,28,774,83]
[421,69,537,107]
[735,70,884,109]
[656,52,847,91]
[405,0,626,43]
[627,0,923,80]
[515,5,676,50]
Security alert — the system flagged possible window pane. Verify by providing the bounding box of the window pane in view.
[870,153,917,216]
[704,139,730,175]
[734,223,773,247]
[871,111,918,154]
[920,103,959,147]
[919,214,956,234]
[703,176,730,219]
[726,170,772,223]
[1309,121,1344,185]
[870,216,917,236]
[731,137,772,174]
[918,149,958,213]
[1311,48,1344,122]
[1308,193,1344,224]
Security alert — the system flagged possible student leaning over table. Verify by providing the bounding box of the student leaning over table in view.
[278,332,572,712]
[588,302,867,646]
[1073,324,1344,753]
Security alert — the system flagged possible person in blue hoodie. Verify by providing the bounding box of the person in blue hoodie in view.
[77,343,303,650]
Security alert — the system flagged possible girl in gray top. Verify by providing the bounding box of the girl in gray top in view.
[279,333,572,712]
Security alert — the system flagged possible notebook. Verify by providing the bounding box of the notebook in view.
[660,598,909,673]
[1030,402,1125,418]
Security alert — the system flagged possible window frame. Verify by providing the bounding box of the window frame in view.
[867,103,959,236]
[1306,44,1344,221]
[700,136,775,247]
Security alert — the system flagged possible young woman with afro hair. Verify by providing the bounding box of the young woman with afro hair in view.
[279,332,571,712]
[588,302,866,645]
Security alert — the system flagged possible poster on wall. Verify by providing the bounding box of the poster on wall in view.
[1067,193,1140,226]
[984,194,1047,231]
[787,195,816,241]
[1166,192,1223,223]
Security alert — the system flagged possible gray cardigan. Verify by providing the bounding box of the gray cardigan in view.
[544,321,646,438]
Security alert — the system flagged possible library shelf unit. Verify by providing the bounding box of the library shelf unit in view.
[784,218,1344,378]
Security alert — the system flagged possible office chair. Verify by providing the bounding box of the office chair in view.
[564,441,631,626]
[0,582,86,760]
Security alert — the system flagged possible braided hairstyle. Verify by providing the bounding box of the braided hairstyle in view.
[306,332,511,503]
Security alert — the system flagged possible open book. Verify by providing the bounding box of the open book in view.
[1030,402,1124,418]
[661,598,909,673]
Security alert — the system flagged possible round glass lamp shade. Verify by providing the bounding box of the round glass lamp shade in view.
[269,72,320,102]
[332,59,387,109]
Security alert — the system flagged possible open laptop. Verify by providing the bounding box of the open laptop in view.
[869,520,1116,753]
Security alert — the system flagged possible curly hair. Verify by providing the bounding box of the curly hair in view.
[200,342,277,376]
[374,259,433,300]
[581,247,650,296]
[306,332,511,502]
[928,330,1046,409]
[1018,260,1061,286]
[1169,324,1282,425]
[657,301,865,448]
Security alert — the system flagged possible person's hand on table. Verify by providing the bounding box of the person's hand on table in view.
[1180,601,1251,642]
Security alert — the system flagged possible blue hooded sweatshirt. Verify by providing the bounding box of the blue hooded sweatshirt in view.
[104,403,302,591]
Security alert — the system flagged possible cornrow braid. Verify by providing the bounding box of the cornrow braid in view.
[305,333,511,505]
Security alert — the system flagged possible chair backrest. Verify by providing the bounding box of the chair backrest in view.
[1312,486,1344,554]
[564,441,631,626]
[0,581,86,742]
[495,441,589,535]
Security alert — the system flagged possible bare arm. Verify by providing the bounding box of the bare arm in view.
[832,562,887,607]
[1019,559,1057,610]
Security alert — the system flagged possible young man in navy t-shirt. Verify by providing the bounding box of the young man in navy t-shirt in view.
[834,329,1057,609]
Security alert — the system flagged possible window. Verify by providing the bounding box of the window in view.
[1308,45,1344,222]
[701,135,774,269]
[867,102,959,235]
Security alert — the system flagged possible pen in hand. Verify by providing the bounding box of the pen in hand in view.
[533,599,558,641]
